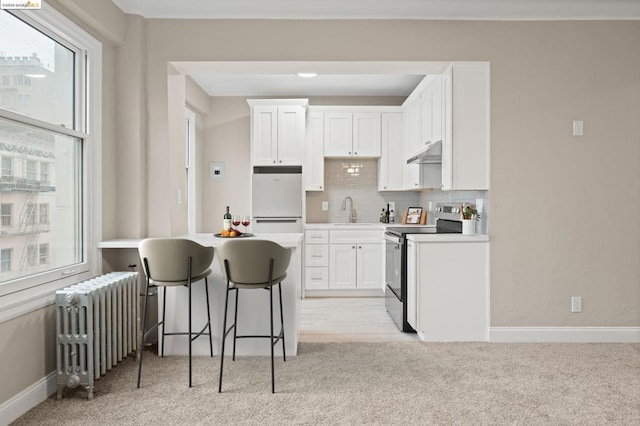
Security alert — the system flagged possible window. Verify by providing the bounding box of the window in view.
[1,248,11,272]
[38,243,48,265]
[1,157,12,177]
[26,160,37,180]
[1,203,11,227]
[27,244,37,266]
[0,6,101,298]
[25,202,36,225]
[39,203,49,225]
[40,162,49,183]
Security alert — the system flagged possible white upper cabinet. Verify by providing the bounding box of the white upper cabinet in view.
[323,112,353,156]
[353,113,381,157]
[420,75,443,148]
[442,63,490,190]
[248,99,308,166]
[378,112,404,191]
[323,110,381,158]
[305,111,325,191]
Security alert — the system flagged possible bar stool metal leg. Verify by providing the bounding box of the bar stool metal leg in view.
[232,289,239,361]
[137,276,150,388]
[278,282,286,361]
[204,277,213,357]
[188,257,193,388]
[219,279,231,393]
[269,281,275,393]
[160,286,167,357]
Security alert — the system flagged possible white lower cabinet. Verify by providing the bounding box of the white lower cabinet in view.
[329,243,383,290]
[304,229,329,290]
[305,227,384,293]
[413,239,488,341]
[305,267,329,290]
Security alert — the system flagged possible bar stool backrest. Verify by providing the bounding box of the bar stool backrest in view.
[138,238,214,285]
[217,240,291,286]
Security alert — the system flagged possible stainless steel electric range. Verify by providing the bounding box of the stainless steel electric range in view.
[384,203,464,332]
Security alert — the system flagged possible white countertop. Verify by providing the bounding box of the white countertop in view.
[305,223,436,230]
[97,233,304,249]
[407,234,489,243]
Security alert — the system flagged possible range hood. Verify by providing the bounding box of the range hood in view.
[406,140,442,164]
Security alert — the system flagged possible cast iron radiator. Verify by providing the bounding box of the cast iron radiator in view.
[56,271,139,399]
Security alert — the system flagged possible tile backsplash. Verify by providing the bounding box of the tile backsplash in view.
[306,159,420,223]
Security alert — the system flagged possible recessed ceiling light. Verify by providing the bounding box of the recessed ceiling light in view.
[296,72,318,78]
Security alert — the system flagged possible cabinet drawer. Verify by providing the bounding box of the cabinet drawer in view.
[305,267,329,290]
[329,230,383,244]
[305,244,329,267]
[305,230,329,244]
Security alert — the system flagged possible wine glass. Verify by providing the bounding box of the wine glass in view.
[232,215,241,229]
[242,215,251,233]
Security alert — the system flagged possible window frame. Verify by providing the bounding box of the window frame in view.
[0,4,102,319]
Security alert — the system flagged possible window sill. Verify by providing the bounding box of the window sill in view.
[0,270,93,324]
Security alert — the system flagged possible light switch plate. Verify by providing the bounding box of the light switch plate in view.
[572,120,584,136]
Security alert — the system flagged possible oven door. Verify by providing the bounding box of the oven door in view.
[384,233,404,330]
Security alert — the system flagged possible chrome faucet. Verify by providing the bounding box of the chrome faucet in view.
[341,196,356,223]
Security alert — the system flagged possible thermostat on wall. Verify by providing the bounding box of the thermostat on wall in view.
[210,162,225,182]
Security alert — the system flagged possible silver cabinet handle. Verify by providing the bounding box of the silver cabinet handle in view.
[62,270,77,276]
[311,255,324,258]
[311,277,323,281]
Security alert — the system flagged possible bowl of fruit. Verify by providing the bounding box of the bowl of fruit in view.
[214,228,253,238]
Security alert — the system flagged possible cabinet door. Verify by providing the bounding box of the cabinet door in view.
[442,63,490,191]
[378,113,404,191]
[277,106,305,165]
[353,113,381,157]
[329,244,357,289]
[417,242,488,341]
[408,102,422,157]
[324,112,353,157]
[403,108,421,190]
[252,106,278,165]
[305,112,324,191]
[356,243,383,289]
[420,76,443,148]
[441,66,453,190]
[406,241,417,329]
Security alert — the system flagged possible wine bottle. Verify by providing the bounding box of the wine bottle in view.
[223,206,232,230]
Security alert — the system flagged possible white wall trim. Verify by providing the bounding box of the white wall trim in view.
[490,327,640,343]
[0,371,56,425]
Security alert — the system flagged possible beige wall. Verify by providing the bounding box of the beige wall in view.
[142,19,639,327]
[1,9,639,410]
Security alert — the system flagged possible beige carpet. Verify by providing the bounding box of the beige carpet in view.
[13,342,640,425]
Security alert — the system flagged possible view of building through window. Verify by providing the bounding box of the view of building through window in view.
[0,10,83,284]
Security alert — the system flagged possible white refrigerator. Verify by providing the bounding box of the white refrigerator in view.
[251,167,303,233]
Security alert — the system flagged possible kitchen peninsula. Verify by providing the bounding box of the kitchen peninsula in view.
[98,233,303,357]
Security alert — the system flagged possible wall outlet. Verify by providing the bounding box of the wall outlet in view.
[322,201,329,211]
[571,296,582,313]
[177,189,182,205]
[572,120,584,136]
[388,201,396,213]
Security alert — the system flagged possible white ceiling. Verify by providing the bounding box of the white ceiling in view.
[171,61,450,97]
[112,0,640,20]
[119,1,640,97]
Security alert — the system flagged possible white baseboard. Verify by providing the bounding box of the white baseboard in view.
[0,372,56,425]
[490,327,640,343]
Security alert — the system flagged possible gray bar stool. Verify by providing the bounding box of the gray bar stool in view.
[137,238,214,388]
[216,239,291,393]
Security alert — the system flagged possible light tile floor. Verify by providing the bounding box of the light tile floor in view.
[299,297,420,342]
